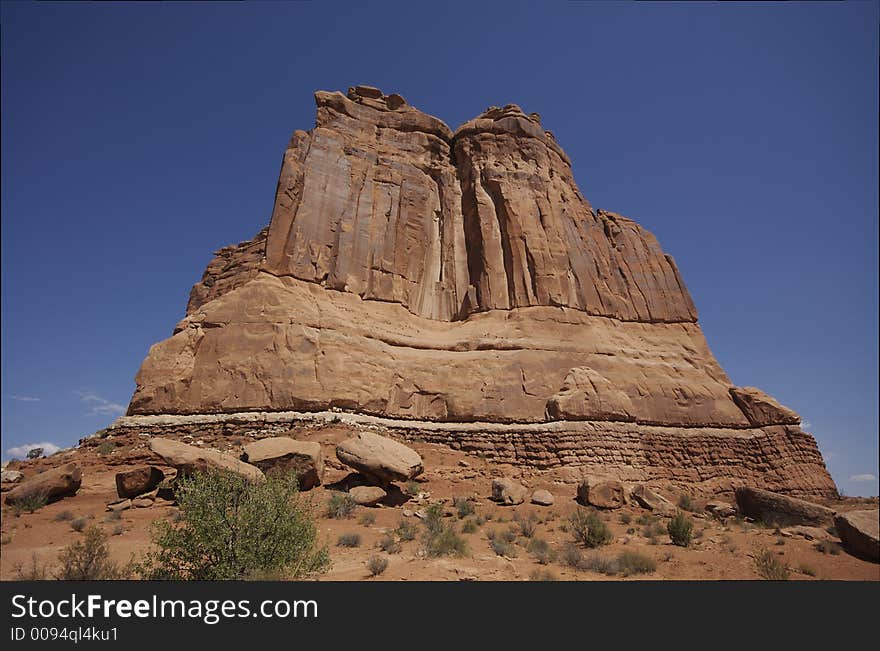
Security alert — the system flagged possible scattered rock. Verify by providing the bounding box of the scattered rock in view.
[530,489,555,506]
[491,478,528,506]
[402,509,414,517]
[630,484,675,515]
[734,487,834,527]
[577,478,627,509]
[834,510,879,562]
[783,525,829,541]
[4,463,82,506]
[149,438,264,483]
[705,500,737,519]
[132,498,154,509]
[1,470,23,483]
[115,466,165,499]
[336,432,423,487]
[349,485,387,507]
[241,436,324,490]
[107,498,132,512]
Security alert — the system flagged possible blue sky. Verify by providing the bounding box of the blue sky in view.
[2,2,877,496]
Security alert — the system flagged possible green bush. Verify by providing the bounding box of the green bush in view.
[667,513,694,547]
[453,496,475,519]
[378,534,401,554]
[617,551,657,576]
[461,518,479,534]
[137,470,328,580]
[326,493,357,519]
[56,526,122,580]
[677,494,698,512]
[395,518,418,542]
[366,555,388,577]
[527,537,556,564]
[569,508,612,548]
[422,505,467,558]
[96,441,116,456]
[337,533,361,548]
[489,538,517,558]
[70,516,89,533]
[619,512,632,525]
[358,512,376,526]
[529,569,558,581]
[754,547,790,580]
[12,490,48,515]
[514,511,538,538]
[53,510,74,522]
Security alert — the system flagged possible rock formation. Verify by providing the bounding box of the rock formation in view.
[115,85,836,497]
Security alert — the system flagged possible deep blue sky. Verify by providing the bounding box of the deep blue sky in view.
[2,2,877,495]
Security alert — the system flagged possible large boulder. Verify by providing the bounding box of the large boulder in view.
[577,479,627,509]
[5,463,82,505]
[531,489,555,506]
[149,438,264,483]
[630,484,675,515]
[349,485,387,506]
[115,466,165,499]
[834,510,879,562]
[1,469,23,483]
[734,487,834,527]
[241,437,323,490]
[705,500,737,519]
[335,432,422,487]
[491,478,528,506]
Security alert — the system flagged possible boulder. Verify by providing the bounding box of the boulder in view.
[630,484,675,515]
[705,500,737,519]
[241,437,323,490]
[491,478,528,506]
[349,485,387,506]
[149,438,264,483]
[132,497,154,509]
[734,487,833,527]
[106,498,131,512]
[834,510,879,562]
[531,489,555,506]
[4,463,82,506]
[335,432,422,487]
[577,479,627,510]
[1,469,23,483]
[729,386,800,426]
[115,466,165,499]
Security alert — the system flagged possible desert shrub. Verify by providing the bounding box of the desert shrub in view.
[754,547,790,580]
[514,511,538,538]
[582,554,620,576]
[1,533,12,545]
[561,544,585,569]
[527,537,556,564]
[96,441,116,455]
[366,555,388,577]
[816,540,841,555]
[337,532,361,548]
[677,494,698,512]
[378,534,401,554]
[358,512,376,526]
[667,513,694,547]
[104,510,122,523]
[112,525,124,536]
[422,503,445,534]
[637,513,658,527]
[54,510,74,522]
[136,470,328,580]
[56,526,121,580]
[422,516,467,558]
[569,508,612,548]
[395,518,418,542]
[619,512,632,525]
[13,553,49,580]
[617,551,657,576]
[404,481,420,497]
[461,518,479,534]
[489,537,517,558]
[326,493,357,519]
[70,516,89,532]
[12,490,47,515]
[453,496,475,519]
[529,569,558,581]
[798,564,817,577]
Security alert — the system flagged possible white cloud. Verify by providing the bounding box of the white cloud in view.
[801,420,812,430]
[76,390,126,417]
[6,395,40,402]
[849,474,877,483]
[6,442,62,459]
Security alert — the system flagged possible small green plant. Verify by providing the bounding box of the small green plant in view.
[453,496,475,519]
[12,491,48,515]
[815,540,841,555]
[366,555,388,577]
[136,470,328,580]
[514,511,538,538]
[56,526,122,580]
[489,537,517,558]
[569,508,612,548]
[404,481,420,497]
[616,551,657,576]
[529,569,557,581]
[677,494,698,512]
[378,534,401,554]
[358,512,376,526]
[337,532,361,548]
[112,525,124,536]
[527,537,556,564]
[619,512,632,525]
[754,547,790,580]
[326,493,357,519]
[104,510,122,523]
[422,506,467,558]
[461,518,479,534]
[637,513,658,526]
[70,516,89,533]
[395,518,418,542]
[798,564,817,577]
[667,513,694,547]
[54,510,74,522]
[561,543,585,569]
[96,441,116,455]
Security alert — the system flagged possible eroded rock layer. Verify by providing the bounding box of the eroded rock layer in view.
[126,85,835,495]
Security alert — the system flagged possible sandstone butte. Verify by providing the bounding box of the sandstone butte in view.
[111,85,836,498]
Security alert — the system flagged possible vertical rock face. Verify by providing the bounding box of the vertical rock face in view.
[124,85,837,496]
